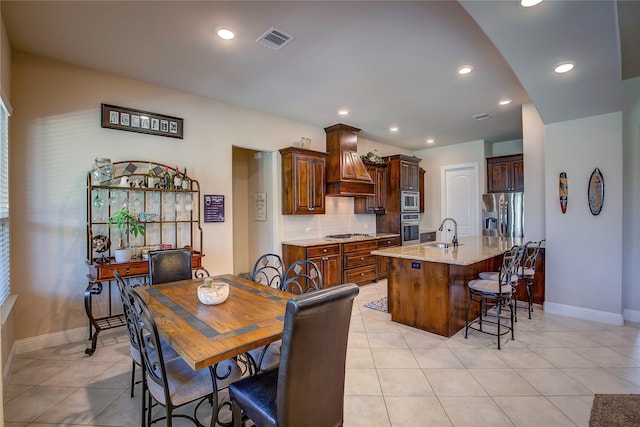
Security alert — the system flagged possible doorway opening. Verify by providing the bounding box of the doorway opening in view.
[231,146,278,277]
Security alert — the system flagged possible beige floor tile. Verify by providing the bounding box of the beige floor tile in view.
[491,347,554,369]
[9,359,72,386]
[561,367,640,394]
[401,329,448,349]
[605,366,640,388]
[343,395,391,427]
[542,331,601,347]
[493,396,576,426]
[39,360,121,387]
[575,346,640,367]
[610,345,640,362]
[348,331,370,348]
[450,347,509,369]
[4,385,76,422]
[469,368,540,396]
[86,389,141,427]
[363,318,401,334]
[367,332,408,349]
[412,348,465,369]
[511,331,564,348]
[34,387,125,424]
[345,368,382,396]
[346,348,376,369]
[377,368,434,396]
[579,330,637,347]
[439,396,514,426]
[371,348,419,369]
[422,368,487,396]
[384,396,452,427]
[530,347,598,368]
[517,368,593,396]
[546,395,594,427]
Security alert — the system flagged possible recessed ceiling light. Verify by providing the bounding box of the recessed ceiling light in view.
[554,61,575,74]
[521,0,543,7]
[217,28,235,40]
[389,127,399,132]
[499,99,512,106]
[426,138,435,144]
[338,110,349,116]
[457,65,474,75]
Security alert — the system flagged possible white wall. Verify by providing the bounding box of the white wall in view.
[414,140,486,233]
[544,112,623,323]
[487,139,523,157]
[522,103,546,241]
[9,52,332,340]
[622,76,640,321]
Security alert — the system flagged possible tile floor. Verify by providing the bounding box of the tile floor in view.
[5,280,640,426]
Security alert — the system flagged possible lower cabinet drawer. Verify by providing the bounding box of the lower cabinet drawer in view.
[343,265,377,286]
[344,253,377,269]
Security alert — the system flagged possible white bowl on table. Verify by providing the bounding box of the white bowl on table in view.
[197,280,230,305]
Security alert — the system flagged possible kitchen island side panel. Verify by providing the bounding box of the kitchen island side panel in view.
[387,255,501,337]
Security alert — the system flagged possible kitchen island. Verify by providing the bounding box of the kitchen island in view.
[371,236,523,337]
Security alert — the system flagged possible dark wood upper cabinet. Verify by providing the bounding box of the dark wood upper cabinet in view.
[280,147,329,215]
[400,159,420,191]
[354,161,387,214]
[487,154,524,193]
[419,168,425,213]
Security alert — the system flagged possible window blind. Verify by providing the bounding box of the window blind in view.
[0,96,9,305]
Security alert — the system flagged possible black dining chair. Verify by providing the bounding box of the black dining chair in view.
[245,253,286,374]
[281,259,323,294]
[148,248,192,285]
[127,285,242,427]
[114,270,180,426]
[252,253,284,289]
[229,283,360,427]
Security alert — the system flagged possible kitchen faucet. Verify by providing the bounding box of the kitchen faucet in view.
[438,218,458,247]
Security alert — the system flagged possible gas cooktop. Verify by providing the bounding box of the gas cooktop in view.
[325,233,373,240]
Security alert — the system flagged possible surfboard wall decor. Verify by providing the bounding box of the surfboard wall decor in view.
[559,172,568,214]
[588,168,604,216]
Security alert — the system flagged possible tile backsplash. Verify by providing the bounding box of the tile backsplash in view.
[281,196,377,241]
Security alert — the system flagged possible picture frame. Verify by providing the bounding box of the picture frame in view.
[100,103,183,139]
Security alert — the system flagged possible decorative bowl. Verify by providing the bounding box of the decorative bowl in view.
[197,281,229,305]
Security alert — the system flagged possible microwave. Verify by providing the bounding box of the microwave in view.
[401,191,420,212]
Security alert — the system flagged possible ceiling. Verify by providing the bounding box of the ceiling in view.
[2,1,638,151]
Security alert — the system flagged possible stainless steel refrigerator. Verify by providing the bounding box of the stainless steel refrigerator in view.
[482,192,524,238]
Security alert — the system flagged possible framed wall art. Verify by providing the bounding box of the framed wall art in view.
[100,103,183,139]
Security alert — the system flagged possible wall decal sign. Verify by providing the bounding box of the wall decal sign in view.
[204,195,225,223]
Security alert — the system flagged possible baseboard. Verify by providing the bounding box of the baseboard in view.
[623,308,640,323]
[14,326,88,355]
[543,301,624,326]
[3,341,15,394]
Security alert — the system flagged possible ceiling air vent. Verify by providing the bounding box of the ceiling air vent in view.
[472,113,492,121]
[256,27,294,50]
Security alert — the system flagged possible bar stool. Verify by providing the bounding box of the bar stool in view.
[465,245,523,349]
[519,240,545,319]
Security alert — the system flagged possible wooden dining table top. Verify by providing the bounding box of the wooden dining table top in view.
[134,273,294,370]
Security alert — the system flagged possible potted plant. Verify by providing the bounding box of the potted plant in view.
[107,207,145,262]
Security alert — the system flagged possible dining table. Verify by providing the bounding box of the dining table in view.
[134,273,294,371]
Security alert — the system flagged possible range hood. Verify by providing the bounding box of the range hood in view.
[324,123,374,196]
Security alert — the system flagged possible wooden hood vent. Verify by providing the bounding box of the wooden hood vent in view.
[324,123,374,196]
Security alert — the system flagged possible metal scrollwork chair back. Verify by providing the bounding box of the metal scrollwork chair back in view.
[252,253,284,289]
[281,259,323,294]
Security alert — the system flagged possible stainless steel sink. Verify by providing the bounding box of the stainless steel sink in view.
[424,242,463,249]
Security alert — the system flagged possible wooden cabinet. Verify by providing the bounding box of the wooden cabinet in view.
[400,159,420,191]
[280,147,329,215]
[354,161,387,214]
[376,236,401,280]
[282,243,342,288]
[85,160,203,355]
[342,240,378,286]
[487,154,524,193]
[419,168,425,213]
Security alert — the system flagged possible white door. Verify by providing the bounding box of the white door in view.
[441,163,479,239]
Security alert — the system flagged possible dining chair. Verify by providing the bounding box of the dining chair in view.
[148,248,192,285]
[113,270,179,426]
[127,286,242,427]
[229,283,360,427]
[245,253,286,374]
[465,245,523,349]
[252,253,284,289]
[281,259,323,294]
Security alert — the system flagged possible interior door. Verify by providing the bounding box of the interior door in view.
[441,163,479,239]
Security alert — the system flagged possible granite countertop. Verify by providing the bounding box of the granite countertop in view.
[371,236,525,266]
[281,233,400,247]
